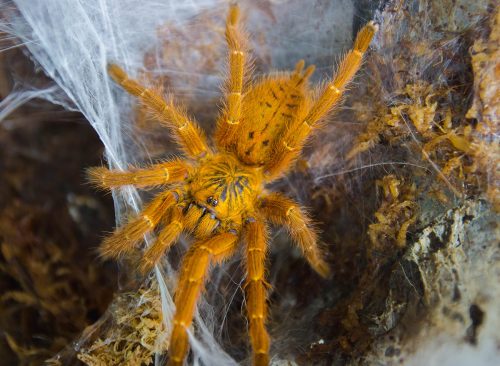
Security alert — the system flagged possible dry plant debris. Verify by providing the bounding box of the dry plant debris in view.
[0,114,115,365]
[347,2,499,209]
[77,283,167,366]
[368,174,418,254]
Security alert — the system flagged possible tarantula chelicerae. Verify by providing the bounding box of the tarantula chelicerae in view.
[89,4,376,366]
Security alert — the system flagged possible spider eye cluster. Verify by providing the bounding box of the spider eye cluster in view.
[206,196,219,207]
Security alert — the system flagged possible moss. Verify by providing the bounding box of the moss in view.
[77,283,167,366]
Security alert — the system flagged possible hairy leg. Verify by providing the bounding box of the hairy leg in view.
[139,206,184,273]
[100,190,178,258]
[167,232,238,366]
[259,193,330,278]
[87,159,189,190]
[265,22,378,178]
[108,64,209,157]
[244,218,271,366]
[215,4,249,149]
[290,59,315,87]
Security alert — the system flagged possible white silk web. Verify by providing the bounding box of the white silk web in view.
[1,0,236,364]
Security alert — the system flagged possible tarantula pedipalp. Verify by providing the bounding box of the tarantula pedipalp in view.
[88,5,376,366]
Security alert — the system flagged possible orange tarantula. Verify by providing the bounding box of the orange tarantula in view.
[88,4,376,366]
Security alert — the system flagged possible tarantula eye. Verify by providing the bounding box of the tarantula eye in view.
[211,198,219,207]
[206,196,213,204]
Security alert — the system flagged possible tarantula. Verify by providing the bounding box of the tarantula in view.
[88,4,376,366]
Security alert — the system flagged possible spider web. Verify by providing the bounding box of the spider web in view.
[0,0,234,364]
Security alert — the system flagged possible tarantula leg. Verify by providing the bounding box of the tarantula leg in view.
[100,190,178,258]
[265,22,378,178]
[290,59,315,87]
[139,206,184,273]
[215,4,248,149]
[87,159,189,190]
[167,232,238,366]
[108,64,209,157]
[244,219,271,366]
[259,193,330,278]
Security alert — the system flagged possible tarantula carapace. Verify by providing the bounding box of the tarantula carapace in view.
[88,4,376,366]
